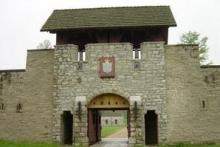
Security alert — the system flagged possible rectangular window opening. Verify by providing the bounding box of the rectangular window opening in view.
[202,100,206,108]
[0,103,5,110]
[200,99,208,111]
[78,50,86,61]
[133,48,141,59]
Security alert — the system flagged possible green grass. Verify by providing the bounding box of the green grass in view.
[161,143,220,147]
[0,140,59,147]
[101,126,125,138]
[135,144,220,147]
[0,139,219,147]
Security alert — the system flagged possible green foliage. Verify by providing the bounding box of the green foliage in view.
[37,40,52,49]
[0,140,220,147]
[101,126,124,138]
[160,143,219,147]
[134,144,145,147]
[0,140,58,147]
[180,31,210,64]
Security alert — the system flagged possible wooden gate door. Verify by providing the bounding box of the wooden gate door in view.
[88,109,101,145]
[127,110,131,137]
[97,111,101,142]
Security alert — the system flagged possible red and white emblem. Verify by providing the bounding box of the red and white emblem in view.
[98,57,115,78]
[102,59,112,73]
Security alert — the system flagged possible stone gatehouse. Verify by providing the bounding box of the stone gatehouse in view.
[0,6,220,147]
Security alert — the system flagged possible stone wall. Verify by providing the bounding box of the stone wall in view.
[53,44,82,144]
[0,49,54,142]
[0,42,220,146]
[200,66,220,143]
[165,45,220,143]
[140,42,167,144]
[53,42,167,146]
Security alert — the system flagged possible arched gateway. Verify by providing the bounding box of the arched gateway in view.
[87,94,130,145]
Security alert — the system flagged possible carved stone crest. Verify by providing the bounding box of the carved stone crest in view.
[98,57,115,78]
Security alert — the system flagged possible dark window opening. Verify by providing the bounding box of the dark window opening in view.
[0,83,3,95]
[105,119,108,125]
[62,111,73,145]
[202,100,206,108]
[145,110,158,145]
[0,103,5,110]
[115,119,118,124]
[16,103,23,112]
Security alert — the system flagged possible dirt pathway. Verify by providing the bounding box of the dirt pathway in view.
[105,127,128,138]
[90,127,128,147]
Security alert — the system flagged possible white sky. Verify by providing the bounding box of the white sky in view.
[0,0,220,70]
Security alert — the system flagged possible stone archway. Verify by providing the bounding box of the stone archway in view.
[87,93,130,145]
[88,93,129,109]
[87,89,130,105]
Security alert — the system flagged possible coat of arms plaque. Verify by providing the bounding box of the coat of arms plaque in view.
[98,57,115,78]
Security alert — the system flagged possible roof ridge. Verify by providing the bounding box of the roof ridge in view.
[41,5,176,32]
[53,5,170,12]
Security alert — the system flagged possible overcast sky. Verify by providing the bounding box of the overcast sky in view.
[0,0,219,70]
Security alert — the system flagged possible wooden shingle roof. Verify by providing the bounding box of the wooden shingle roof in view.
[41,6,176,32]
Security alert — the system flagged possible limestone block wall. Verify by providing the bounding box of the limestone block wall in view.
[140,42,167,144]
[165,45,220,143]
[0,49,54,142]
[53,44,81,144]
[0,42,219,145]
[201,66,220,142]
[53,42,167,146]
[86,42,167,145]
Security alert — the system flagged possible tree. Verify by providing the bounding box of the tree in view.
[180,31,210,64]
[37,40,52,49]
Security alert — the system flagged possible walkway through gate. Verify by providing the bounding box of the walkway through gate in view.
[87,94,130,146]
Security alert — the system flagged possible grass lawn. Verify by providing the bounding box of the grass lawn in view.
[0,139,219,147]
[161,143,220,147]
[0,140,59,147]
[101,126,125,138]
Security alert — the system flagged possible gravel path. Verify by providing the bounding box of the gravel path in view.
[106,127,128,138]
[90,127,129,147]
[90,138,128,147]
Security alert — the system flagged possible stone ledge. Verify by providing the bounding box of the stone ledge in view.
[201,65,220,68]
[0,69,26,73]
[27,49,54,52]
